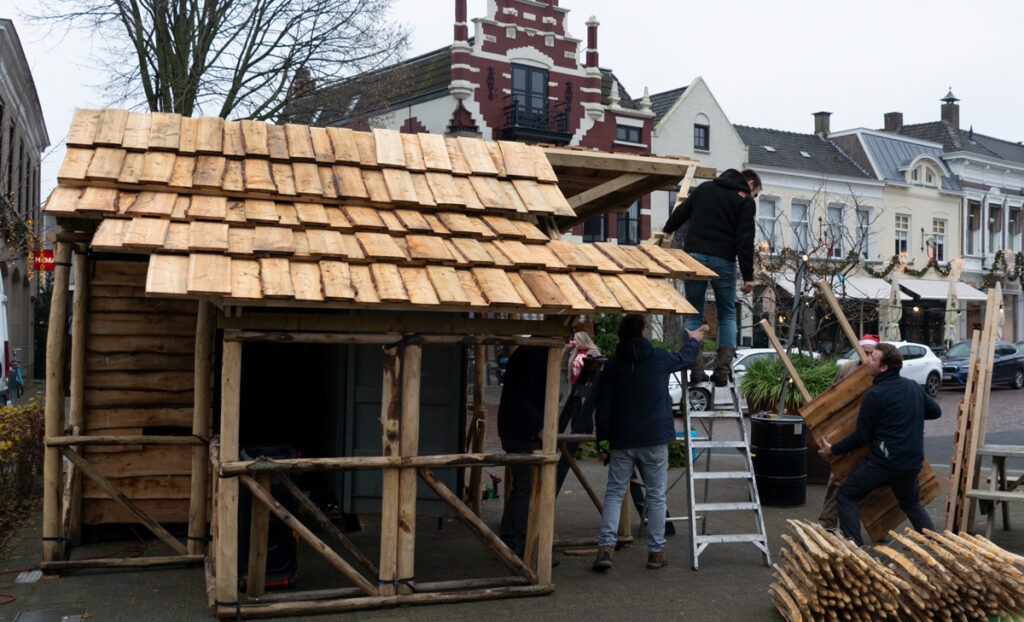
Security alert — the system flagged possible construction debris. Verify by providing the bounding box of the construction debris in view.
[770,519,1024,622]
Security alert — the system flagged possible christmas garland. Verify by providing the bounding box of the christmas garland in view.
[758,246,1023,289]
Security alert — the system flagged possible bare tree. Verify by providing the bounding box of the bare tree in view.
[32,0,411,120]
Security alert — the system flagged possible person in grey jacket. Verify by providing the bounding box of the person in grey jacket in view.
[818,343,942,545]
[592,315,704,571]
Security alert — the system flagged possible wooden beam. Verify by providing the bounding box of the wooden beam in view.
[272,472,379,577]
[543,148,695,177]
[215,339,242,607]
[221,330,563,348]
[47,435,206,447]
[397,344,422,595]
[67,250,88,546]
[815,279,867,364]
[220,452,558,475]
[246,473,272,597]
[417,467,536,582]
[59,447,187,555]
[43,239,72,562]
[239,475,378,596]
[759,319,812,403]
[378,346,401,597]
[524,347,560,584]
[218,313,568,338]
[217,585,554,618]
[565,173,645,210]
[41,555,203,570]
[189,301,215,555]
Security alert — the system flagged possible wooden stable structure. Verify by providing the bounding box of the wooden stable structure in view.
[39,109,711,617]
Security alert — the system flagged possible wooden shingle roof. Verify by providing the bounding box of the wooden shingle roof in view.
[46,109,710,315]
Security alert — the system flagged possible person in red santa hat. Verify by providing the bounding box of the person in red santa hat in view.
[818,334,879,531]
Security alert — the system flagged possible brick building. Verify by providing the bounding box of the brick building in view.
[284,0,656,244]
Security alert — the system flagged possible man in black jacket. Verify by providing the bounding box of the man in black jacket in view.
[592,315,704,571]
[657,169,760,386]
[497,345,548,558]
[818,343,942,545]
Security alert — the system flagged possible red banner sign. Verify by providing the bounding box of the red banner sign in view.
[33,249,54,271]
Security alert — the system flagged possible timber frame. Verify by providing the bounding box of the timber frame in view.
[40,109,710,618]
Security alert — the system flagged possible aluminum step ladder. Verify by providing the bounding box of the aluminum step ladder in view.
[680,377,771,570]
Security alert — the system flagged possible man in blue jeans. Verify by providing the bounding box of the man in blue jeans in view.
[592,315,704,571]
[658,169,760,386]
[818,343,941,545]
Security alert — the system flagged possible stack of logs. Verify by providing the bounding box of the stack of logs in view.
[771,520,1024,621]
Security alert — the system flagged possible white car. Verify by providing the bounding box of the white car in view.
[837,341,942,397]
[669,348,818,412]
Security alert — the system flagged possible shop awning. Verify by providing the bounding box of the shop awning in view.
[899,278,987,302]
[766,273,908,300]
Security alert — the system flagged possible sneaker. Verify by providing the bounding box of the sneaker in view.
[646,550,669,570]
[592,546,614,571]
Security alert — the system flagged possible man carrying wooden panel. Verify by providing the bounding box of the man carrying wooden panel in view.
[817,344,941,545]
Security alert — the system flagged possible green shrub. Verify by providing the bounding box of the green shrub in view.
[0,396,44,535]
[738,355,838,413]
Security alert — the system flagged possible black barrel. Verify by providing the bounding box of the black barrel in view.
[750,414,807,507]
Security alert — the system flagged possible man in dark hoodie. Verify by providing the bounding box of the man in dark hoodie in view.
[818,343,942,545]
[592,315,704,571]
[497,345,549,558]
[657,169,760,387]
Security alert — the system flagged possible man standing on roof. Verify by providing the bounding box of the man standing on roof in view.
[818,343,941,545]
[818,334,878,531]
[652,169,761,387]
[592,315,704,572]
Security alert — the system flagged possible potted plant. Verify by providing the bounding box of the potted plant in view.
[738,355,838,414]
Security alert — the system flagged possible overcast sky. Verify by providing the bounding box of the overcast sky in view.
[3,0,1023,198]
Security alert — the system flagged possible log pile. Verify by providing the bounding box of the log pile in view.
[770,519,1024,621]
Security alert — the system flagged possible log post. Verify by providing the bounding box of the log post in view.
[524,347,560,584]
[189,301,215,555]
[67,246,88,546]
[215,340,242,607]
[378,346,401,596]
[246,473,272,597]
[42,239,72,563]
[397,343,422,594]
[759,319,812,403]
[468,343,487,515]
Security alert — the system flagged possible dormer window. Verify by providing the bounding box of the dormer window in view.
[925,169,935,187]
[911,168,919,182]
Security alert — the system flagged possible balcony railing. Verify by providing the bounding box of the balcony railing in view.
[501,97,571,144]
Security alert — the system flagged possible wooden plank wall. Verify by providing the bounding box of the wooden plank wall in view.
[81,258,199,524]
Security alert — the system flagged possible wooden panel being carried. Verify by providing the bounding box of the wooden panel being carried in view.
[799,366,942,543]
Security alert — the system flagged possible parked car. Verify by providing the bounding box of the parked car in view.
[668,348,817,412]
[839,341,943,396]
[942,340,1024,389]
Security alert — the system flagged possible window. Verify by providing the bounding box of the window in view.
[911,168,919,182]
[856,207,871,258]
[1010,208,1022,252]
[617,200,641,245]
[510,63,549,128]
[668,186,679,212]
[693,124,709,150]
[967,202,980,255]
[989,205,1002,253]
[900,345,926,360]
[757,197,781,252]
[826,205,844,258]
[925,169,935,186]
[616,125,642,143]
[791,201,809,252]
[895,214,909,255]
[932,219,946,262]
[582,214,606,243]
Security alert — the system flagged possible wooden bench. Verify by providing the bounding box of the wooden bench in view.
[965,444,1024,537]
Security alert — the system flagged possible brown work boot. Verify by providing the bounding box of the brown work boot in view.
[709,345,736,387]
[592,545,614,571]
[687,350,709,386]
[646,550,669,569]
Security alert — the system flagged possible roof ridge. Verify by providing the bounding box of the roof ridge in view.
[734,124,818,138]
